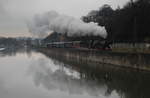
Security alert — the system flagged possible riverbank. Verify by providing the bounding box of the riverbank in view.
[38,48,150,71]
[112,48,150,54]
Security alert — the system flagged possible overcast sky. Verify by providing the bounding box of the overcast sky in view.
[0,0,129,37]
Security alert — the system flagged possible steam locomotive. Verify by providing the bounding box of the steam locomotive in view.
[46,39,112,50]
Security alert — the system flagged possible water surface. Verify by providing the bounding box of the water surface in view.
[0,48,150,98]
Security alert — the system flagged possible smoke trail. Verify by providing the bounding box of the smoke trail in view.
[28,11,107,38]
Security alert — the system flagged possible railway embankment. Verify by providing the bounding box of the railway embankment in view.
[38,48,150,71]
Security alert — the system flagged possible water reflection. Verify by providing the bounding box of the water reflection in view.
[0,47,32,57]
[28,57,115,97]
[0,48,150,98]
[40,49,150,98]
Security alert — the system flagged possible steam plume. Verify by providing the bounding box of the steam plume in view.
[28,11,107,38]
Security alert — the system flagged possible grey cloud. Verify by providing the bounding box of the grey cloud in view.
[0,0,129,37]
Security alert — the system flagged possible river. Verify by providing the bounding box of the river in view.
[0,48,150,98]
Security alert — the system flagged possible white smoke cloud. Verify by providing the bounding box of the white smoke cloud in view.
[28,11,107,38]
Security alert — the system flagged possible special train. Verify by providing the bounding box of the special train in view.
[46,39,112,50]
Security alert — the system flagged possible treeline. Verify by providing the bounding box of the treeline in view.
[0,37,21,48]
[82,0,150,43]
[0,37,33,48]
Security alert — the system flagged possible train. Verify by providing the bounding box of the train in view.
[46,39,112,50]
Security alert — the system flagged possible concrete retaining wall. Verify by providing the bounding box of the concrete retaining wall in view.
[39,48,150,71]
